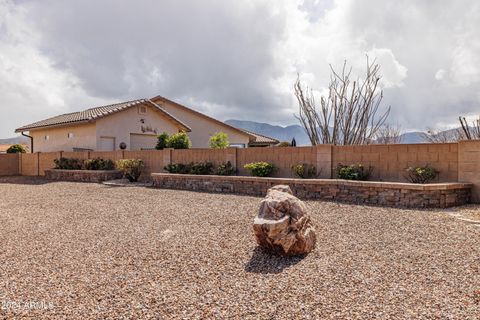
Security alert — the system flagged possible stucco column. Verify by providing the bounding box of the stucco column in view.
[163,148,173,169]
[226,147,237,169]
[458,140,480,203]
[315,144,333,179]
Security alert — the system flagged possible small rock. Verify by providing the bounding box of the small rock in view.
[253,185,316,255]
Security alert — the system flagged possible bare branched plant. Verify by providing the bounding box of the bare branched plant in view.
[422,128,464,143]
[375,123,403,144]
[294,57,391,145]
[459,116,480,140]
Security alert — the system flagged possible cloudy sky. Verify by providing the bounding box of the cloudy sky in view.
[1,0,479,138]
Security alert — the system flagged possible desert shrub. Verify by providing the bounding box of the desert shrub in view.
[291,163,319,179]
[156,132,170,150]
[215,161,236,176]
[54,157,83,170]
[336,164,372,181]
[190,161,214,175]
[209,132,229,149]
[116,159,144,182]
[166,131,191,149]
[244,162,275,177]
[6,144,26,153]
[277,141,291,147]
[405,165,438,184]
[83,158,115,170]
[164,163,191,174]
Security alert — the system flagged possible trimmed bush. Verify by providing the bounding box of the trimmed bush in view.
[277,141,291,147]
[54,157,83,170]
[209,132,229,149]
[156,132,170,150]
[405,165,438,184]
[6,144,26,153]
[215,161,237,176]
[291,163,319,179]
[166,131,191,149]
[116,159,144,182]
[84,158,115,170]
[190,161,214,175]
[164,163,191,174]
[336,164,372,181]
[164,162,214,175]
[244,162,275,177]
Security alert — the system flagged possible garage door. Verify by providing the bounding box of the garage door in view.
[99,137,115,151]
[130,133,157,150]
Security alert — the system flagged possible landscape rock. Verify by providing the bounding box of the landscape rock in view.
[253,185,316,255]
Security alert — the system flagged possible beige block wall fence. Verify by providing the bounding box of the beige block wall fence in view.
[1,141,480,201]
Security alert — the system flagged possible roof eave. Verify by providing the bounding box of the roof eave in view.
[15,119,93,133]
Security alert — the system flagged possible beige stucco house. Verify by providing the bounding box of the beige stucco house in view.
[15,96,278,152]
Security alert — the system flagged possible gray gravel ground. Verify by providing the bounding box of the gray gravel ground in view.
[0,176,479,319]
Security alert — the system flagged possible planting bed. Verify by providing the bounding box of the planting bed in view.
[151,173,472,208]
[45,169,122,183]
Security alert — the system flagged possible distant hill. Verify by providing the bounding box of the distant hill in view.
[226,119,446,145]
[0,136,29,145]
[225,120,311,145]
[399,132,427,144]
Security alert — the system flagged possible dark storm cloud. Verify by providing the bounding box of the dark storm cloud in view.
[22,0,289,120]
[1,0,480,137]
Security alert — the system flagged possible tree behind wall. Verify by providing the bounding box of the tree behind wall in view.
[459,116,480,140]
[374,123,403,144]
[294,57,391,145]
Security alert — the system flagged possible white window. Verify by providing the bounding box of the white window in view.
[68,132,74,139]
[44,135,49,141]
[138,105,147,114]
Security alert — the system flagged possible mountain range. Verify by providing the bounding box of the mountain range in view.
[226,120,431,145]
[0,121,456,146]
[0,136,29,145]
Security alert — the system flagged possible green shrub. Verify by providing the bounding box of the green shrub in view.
[164,162,213,175]
[164,163,191,174]
[336,164,372,181]
[244,162,275,177]
[83,158,115,170]
[116,159,144,182]
[209,132,229,149]
[405,165,438,184]
[54,157,83,170]
[215,161,237,176]
[190,162,214,175]
[291,163,319,179]
[166,131,191,149]
[277,141,291,147]
[6,144,26,153]
[156,132,170,150]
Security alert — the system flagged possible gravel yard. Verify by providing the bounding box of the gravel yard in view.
[0,176,479,319]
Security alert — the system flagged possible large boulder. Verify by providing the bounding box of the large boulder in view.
[253,185,316,256]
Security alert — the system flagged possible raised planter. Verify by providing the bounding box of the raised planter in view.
[45,169,123,183]
[151,173,472,208]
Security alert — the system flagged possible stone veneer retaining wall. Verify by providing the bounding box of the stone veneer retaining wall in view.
[45,169,122,183]
[151,173,472,208]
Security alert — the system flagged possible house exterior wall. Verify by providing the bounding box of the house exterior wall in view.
[95,104,180,150]
[28,104,182,152]
[30,122,97,152]
[156,99,251,148]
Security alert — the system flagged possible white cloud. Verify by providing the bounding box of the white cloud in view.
[435,69,446,80]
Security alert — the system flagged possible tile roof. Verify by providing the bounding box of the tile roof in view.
[15,99,191,132]
[237,129,279,145]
